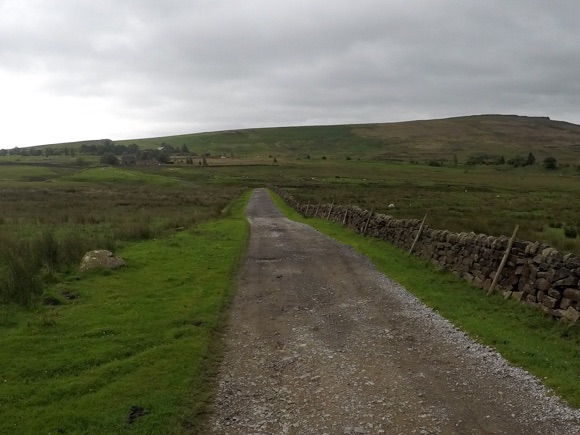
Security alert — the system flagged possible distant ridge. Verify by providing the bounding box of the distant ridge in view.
[18,115,580,164]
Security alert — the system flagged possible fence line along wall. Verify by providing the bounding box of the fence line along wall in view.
[273,188,580,325]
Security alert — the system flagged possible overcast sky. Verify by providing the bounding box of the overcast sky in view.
[1,0,579,149]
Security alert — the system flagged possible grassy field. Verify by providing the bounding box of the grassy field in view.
[0,165,244,305]
[148,159,580,255]
[0,192,250,434]
[4,114,580,255]
[264,161,580,254]
[0,163,79,182]
[1,114,580,430]
[270,191,580,408]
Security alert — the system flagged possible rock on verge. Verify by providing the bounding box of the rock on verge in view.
[79,250,125,273]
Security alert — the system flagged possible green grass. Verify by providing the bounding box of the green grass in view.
[270,191,580,408]
[64,166,183,187]
[0,169,244,307]
[1,112,578,428]
[0,164,77,183]
[0,192,251,434]
[272,161,580,254]
[115,124,375,159]
[4,114,580,251]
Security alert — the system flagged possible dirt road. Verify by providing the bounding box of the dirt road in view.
[208,189,579,434]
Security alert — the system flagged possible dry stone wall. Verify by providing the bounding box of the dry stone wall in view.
[274,189,580,324]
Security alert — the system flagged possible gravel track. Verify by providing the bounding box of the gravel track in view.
[207,188,580,434]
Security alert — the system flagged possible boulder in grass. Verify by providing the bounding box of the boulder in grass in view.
[79,250,125,273]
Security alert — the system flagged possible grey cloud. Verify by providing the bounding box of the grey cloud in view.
[1,0,580,147]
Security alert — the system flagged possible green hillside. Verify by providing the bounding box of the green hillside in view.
[11,114,580,165]
[117,114,580,164]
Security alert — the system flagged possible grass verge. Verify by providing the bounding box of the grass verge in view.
[0,192,250,434]
[270,190,580,408]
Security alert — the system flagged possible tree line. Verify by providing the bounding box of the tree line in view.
[1,139,199,165]
[465,152,558,169]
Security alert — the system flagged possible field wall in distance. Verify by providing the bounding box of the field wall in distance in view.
[273,188,580,325]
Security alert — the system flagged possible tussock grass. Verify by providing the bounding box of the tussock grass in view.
[64,166,182,186]
[0,168,243,305]
[271,191,580,408]
[0,192,250,433]
[0,238,43,306]
[273,162,580,254]
[0,230,116,305]
[0,164,77,182]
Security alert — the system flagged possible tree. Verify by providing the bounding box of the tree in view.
[543,156,557,170]
[99,139,116,155]
[157,151,170,164]
[526,152,536,166]
[100,153,119,165]
[507,155,525,167]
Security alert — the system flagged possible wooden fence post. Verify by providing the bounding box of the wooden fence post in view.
[363,207,374,235]
[305,201,310,217]
[314,202,321,218]
[326,201,334,219]
[342,207,349,226]
[487,225,519,296]
[409,214,427,255]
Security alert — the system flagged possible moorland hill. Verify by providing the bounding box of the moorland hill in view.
[117,114,580,164]
[5,114,580,166]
